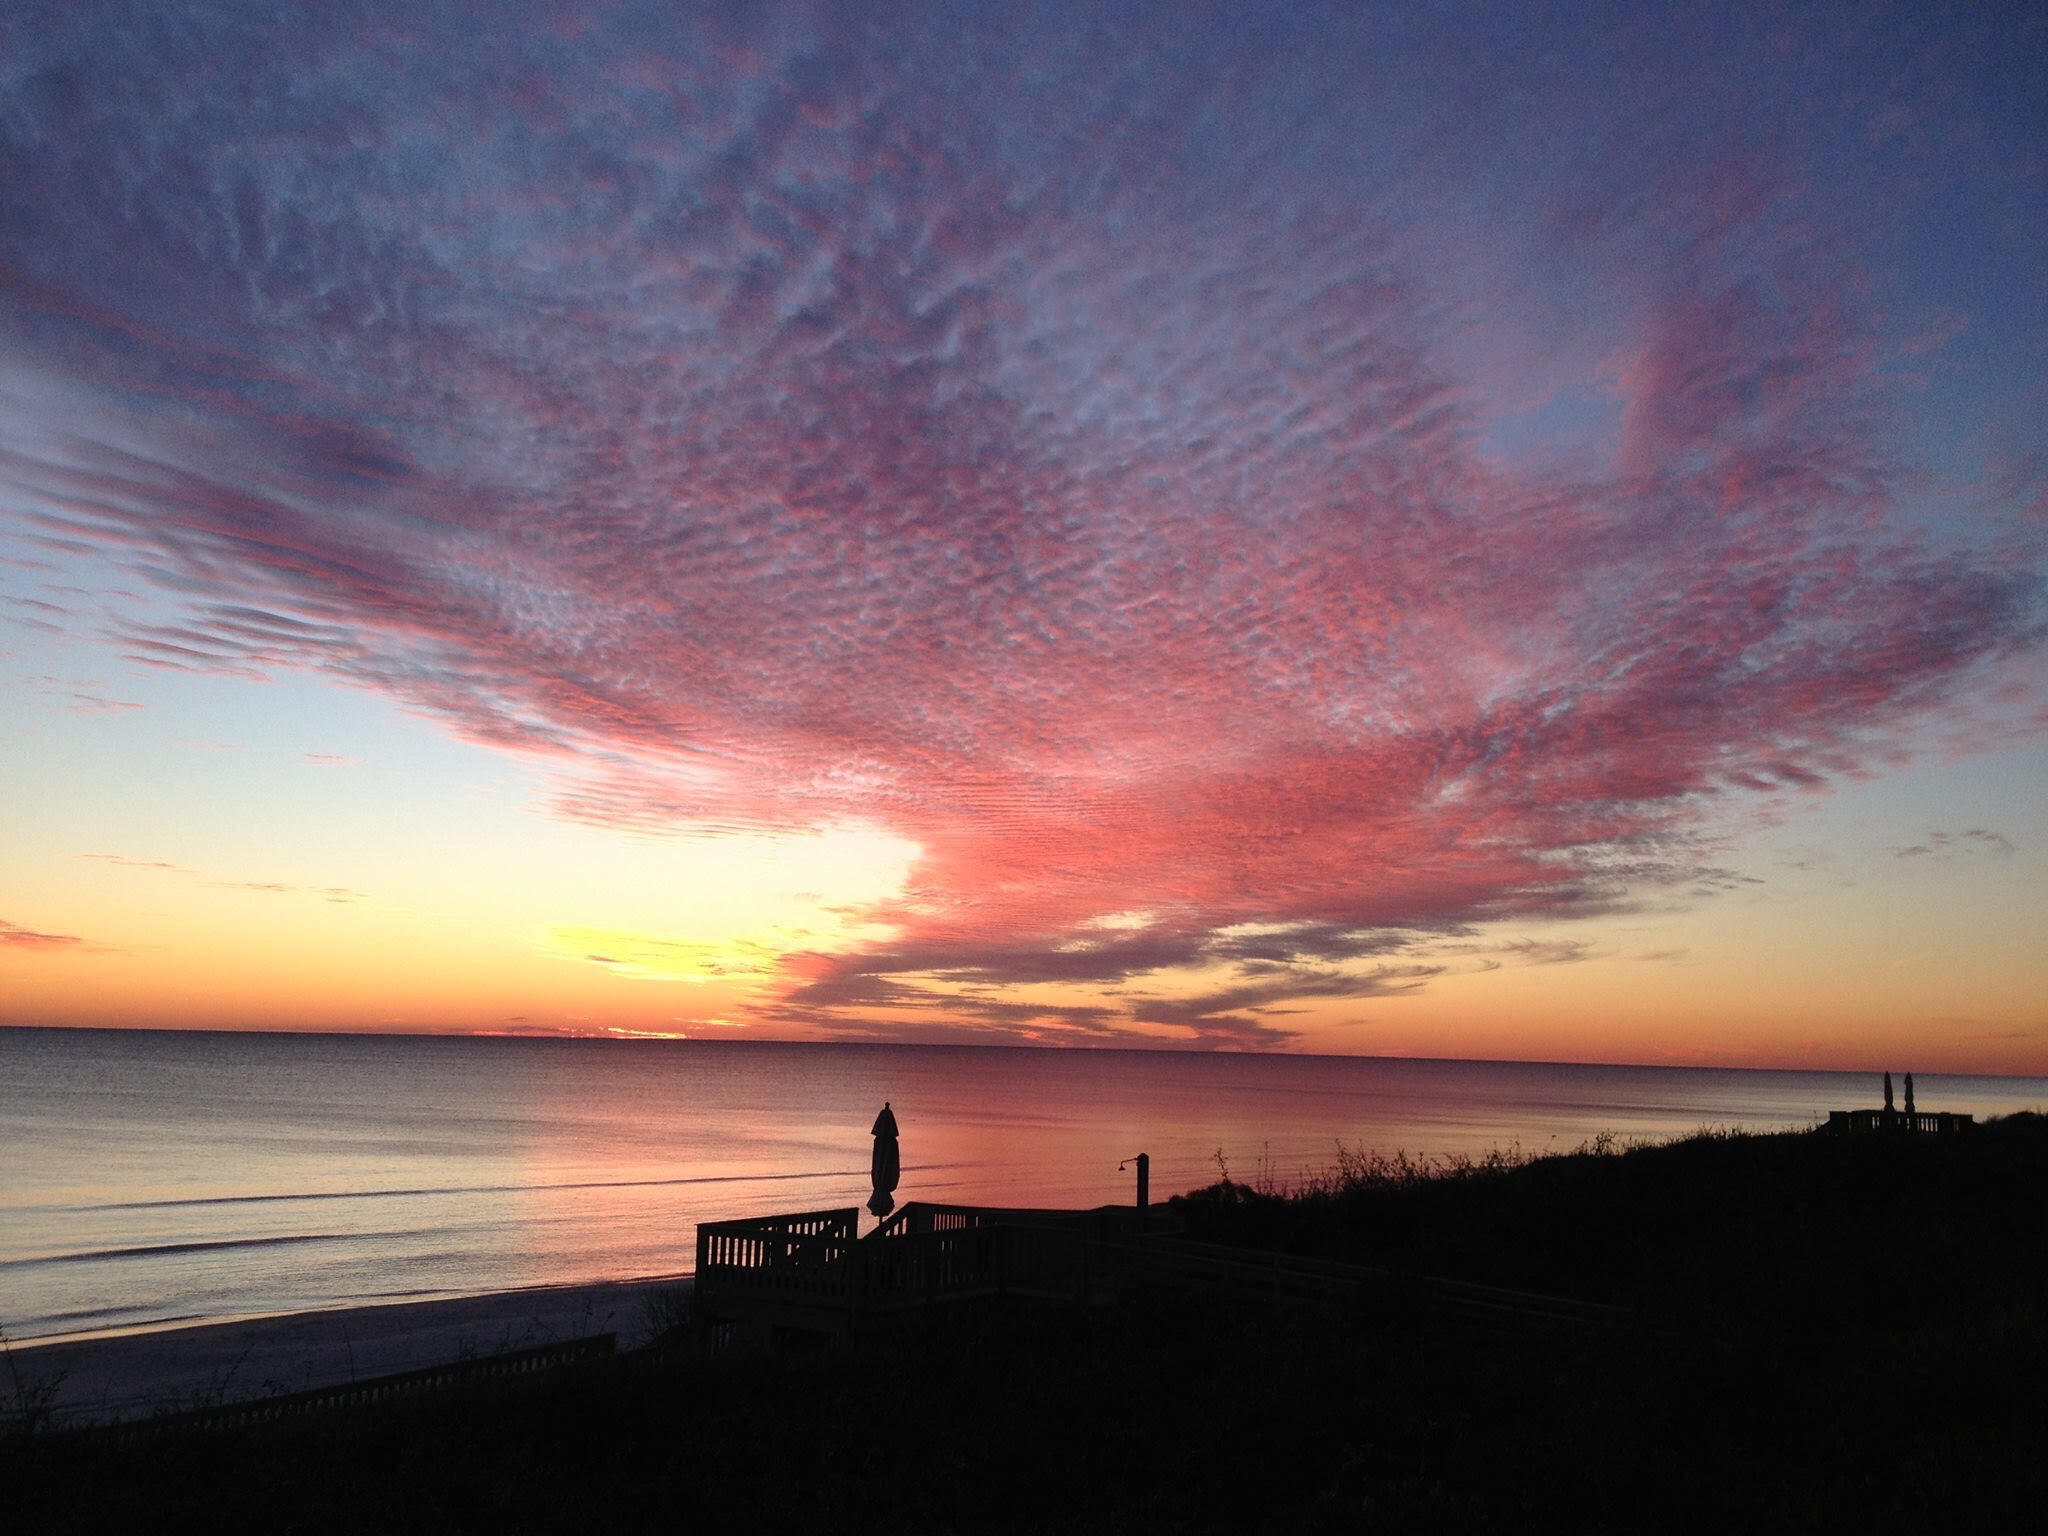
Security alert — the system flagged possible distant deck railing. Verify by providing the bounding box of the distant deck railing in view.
[1825,1109,1973,1134]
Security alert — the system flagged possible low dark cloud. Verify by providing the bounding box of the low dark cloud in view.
[767,967,1129,1046]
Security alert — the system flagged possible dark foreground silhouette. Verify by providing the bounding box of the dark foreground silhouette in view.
[8,1115,2043,1532]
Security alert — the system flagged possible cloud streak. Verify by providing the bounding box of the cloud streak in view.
[0,918,90,951]
[1891,829,2017,861]
[3,2,2044,1041]
[79,854,367,904]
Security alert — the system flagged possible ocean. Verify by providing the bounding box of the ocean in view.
[4,1027,2042,1344]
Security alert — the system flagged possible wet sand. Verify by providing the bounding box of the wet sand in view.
[5,1277,688,1426]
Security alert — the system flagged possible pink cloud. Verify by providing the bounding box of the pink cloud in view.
[0,919,88,951]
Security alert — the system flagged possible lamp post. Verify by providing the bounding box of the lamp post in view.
[1119,1152,1149,1230]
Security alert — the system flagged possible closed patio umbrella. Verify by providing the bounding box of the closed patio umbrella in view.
[868,1101,900,1218]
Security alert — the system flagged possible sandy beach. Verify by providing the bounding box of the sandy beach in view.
[5,1277,688,1427]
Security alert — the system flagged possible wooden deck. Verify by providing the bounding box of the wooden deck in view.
[692,1203,1133,1340]
[693,1201,1643,1346]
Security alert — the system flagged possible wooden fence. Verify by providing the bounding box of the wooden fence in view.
[68,1332,618,1443]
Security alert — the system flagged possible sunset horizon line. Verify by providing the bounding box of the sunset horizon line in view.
[6,1019,2036,1084]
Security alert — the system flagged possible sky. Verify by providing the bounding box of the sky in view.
[3,1,2045,1070]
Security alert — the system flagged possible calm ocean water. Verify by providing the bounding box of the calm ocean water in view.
[4,1027,2043,1343]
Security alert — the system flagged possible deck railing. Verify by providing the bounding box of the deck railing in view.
[870,1202,1131,1241]
[695,1207,862,1310]
[856,1222,1096,1310]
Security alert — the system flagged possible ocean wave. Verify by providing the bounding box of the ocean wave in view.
[0,1229,424,1270]
[32,1304,208,1327]
[16,1163,967,1217]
